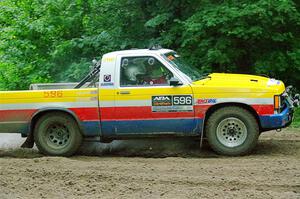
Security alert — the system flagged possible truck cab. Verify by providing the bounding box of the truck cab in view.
[98,49,201,137]
[0,48,298,156]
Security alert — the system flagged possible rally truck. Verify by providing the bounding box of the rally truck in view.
[0,47,299,156]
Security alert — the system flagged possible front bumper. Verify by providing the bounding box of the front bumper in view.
[260,86,298,131]
[260,106,294,130]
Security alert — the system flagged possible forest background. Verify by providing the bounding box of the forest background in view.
[0,0,299,126]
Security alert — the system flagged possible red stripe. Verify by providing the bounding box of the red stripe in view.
[0,104,274,123]
[69,107,99,121]
[251,105,274,115]
[194,105,211,118]
[194,104,274,117]
[0,108,100,122]
[99,106,195,121]
[0,109,36,122]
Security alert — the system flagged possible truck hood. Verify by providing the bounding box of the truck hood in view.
[192,73,285,94]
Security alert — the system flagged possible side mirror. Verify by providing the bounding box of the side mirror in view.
[169,77,183,86]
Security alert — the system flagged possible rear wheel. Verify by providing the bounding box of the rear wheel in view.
[34,112,82,156]
[206,106,259,156]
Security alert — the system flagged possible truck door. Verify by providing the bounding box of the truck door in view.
[113,55,198,136]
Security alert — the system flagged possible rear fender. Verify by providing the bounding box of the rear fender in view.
[22,107,87,148]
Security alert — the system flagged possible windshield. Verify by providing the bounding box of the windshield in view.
[163,52,203,81]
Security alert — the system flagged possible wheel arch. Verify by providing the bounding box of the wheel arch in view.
[29,108,84,135]
[203,102,262,133]
[21,108,85,149]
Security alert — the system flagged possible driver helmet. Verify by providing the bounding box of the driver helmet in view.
[123,59,146,81]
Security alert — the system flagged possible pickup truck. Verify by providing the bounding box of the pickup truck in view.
[0,47,299,156]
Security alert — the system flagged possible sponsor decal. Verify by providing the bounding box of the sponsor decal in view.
[152,106,193,112]
[152,95,193,112]
[90,90,98,94]
[197,98,217,104]
[267,78,280,86]
[90,97,98,101]
[152,96,172,106]
[104,74,111,82]
[100,82,114,86]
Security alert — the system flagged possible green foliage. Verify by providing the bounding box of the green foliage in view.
[0,0,300,90]
[292,108,300,128]
[181,0,300,87]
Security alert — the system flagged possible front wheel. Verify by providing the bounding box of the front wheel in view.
[34,112,83,156]
[206,106,259,156]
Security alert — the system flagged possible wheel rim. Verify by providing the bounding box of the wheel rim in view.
[45,123,70,149]
[216,117,247,147]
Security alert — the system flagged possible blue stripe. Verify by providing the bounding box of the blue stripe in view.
[260,106,292,129]
[101,118,202,137]
[81,121,101,136]
[0,123,29,134]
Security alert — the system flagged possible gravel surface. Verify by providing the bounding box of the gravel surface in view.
[0,128,299,199]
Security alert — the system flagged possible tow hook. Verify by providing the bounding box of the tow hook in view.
[276,129,282,132]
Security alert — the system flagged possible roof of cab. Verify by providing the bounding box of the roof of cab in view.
[102,48,173,58]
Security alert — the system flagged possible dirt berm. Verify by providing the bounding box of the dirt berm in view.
[0,129,299,199]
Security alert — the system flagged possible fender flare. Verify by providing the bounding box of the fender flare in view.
[22,107,85,148]
[201,102,262,135]
[28,107,85,134]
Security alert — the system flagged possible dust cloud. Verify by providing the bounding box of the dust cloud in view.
[0,133,209,157]
[78,138,211,157]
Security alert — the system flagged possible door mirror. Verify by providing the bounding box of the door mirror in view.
[169,77,183,86]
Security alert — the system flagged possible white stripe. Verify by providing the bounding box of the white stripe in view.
[217,98,273,105]
[102,98,273,108]
[0,101,98,110]
[0,121,28,124]
[195,98,273,105]
[100,100,150,107]
[0,97,273,110]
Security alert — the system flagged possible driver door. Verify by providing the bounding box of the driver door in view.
[113,55,198,136]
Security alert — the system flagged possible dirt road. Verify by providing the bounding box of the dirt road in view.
[0,129,299,199]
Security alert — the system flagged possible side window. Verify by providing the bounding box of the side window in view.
[120,56,173,87]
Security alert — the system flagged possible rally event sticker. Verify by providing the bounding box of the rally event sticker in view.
[152,95,193,112]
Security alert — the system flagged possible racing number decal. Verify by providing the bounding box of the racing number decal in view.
[152,95,193,112]
[44,91,63,98]
[173,95,192,106]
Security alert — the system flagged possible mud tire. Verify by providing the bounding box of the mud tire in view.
[34,112,82,156]
[206,106,259,156]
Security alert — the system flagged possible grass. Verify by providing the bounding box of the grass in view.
[292,108,300,128]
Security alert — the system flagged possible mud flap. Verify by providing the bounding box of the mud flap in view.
[21,133,34,148]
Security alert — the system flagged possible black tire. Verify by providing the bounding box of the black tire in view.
[34,112,83,156]
[206,106,259,156]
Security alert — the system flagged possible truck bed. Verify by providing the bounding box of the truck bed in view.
[0,88,99,134]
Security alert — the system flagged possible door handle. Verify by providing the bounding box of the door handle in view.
[119,91,131,95]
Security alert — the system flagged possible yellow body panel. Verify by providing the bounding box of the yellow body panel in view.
[0,88,98,104]
[115,86,193,101]
[192,73,285,97]
[0,73,285,106]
